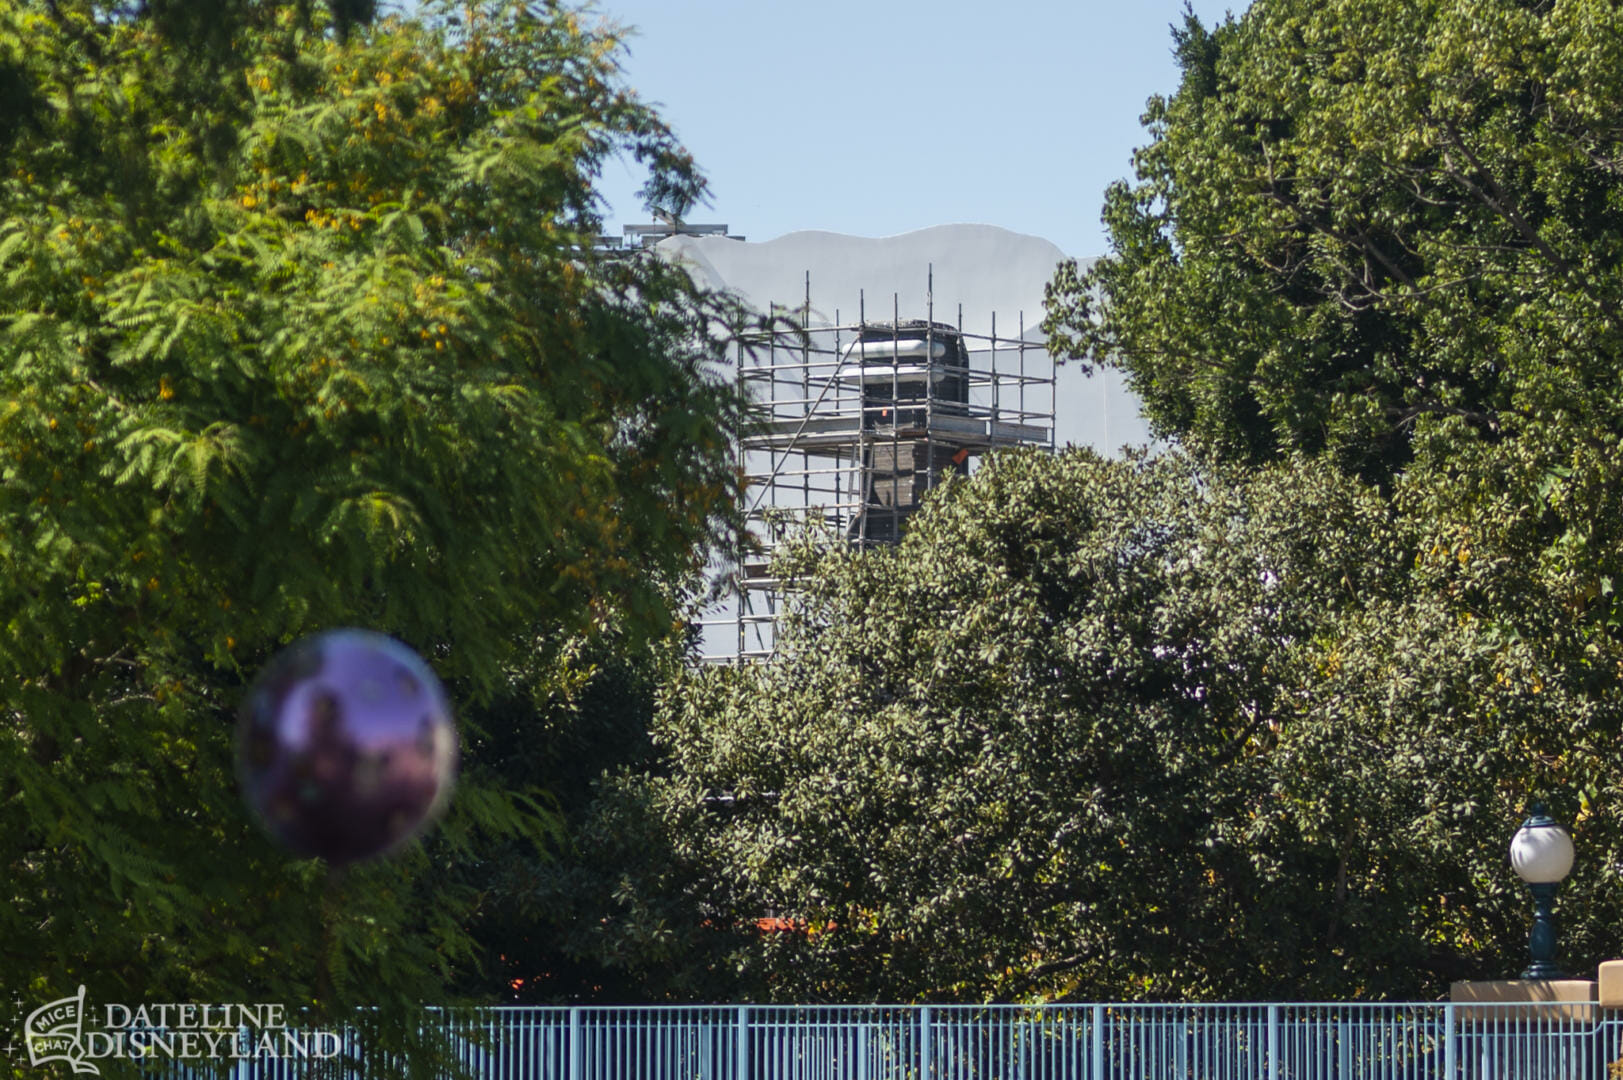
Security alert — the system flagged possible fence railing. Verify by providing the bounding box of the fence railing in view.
[149,1002,1622,1079]
[407,1002,1620,1080]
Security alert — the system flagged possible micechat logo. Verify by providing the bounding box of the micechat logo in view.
[8,986,341,1070]
[25,985,97,1075]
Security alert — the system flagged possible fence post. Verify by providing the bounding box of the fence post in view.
[1091,1005,1104,1080]
[918,1005,932,1080]
[735,1006,749,1080]
[1267,1004,1280,1080]
[1443,1003,1456,1078]
[568,1007,582,1080]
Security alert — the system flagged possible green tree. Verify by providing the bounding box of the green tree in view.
[550,449,1623,1002]
[1042,0,1623,878]
[453,630,674,1003]
[1047,0,1623,482]
[0,0,749,1059]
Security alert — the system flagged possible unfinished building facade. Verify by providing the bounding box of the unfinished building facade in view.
[703,273,1054,661]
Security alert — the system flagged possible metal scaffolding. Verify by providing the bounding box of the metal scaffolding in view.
[701,269,1056,662]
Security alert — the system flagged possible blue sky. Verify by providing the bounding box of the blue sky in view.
[588,1,1242,257]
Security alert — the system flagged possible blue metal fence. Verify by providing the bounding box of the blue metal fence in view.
[421,1002,1619,1079]
[165,1002,1623,1078]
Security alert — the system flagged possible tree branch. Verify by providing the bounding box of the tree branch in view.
[1385,400,1502,436]
[1433,115,1621,326]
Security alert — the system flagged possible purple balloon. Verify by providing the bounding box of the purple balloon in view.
[237,629,457,864]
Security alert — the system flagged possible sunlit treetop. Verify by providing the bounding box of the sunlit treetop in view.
[1044,0,1623,638]
[0,0,753,1043]
[0,0,747,692]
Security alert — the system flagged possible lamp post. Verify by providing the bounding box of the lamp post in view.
[1509,802,1575,980]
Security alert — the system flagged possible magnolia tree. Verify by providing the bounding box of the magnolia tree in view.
[541,449,1623,1003]
[1023,0,1623,996]
[1044,0,1623,639]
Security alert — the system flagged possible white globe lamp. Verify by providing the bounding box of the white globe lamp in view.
[1509,802,1573,980]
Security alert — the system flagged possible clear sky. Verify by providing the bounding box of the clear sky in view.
[589,1,1242,258]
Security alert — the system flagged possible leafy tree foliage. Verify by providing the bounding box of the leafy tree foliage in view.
[549,450,1623,1002]
[484,0,1623,1007]
[454,631,673,1004]
[1045,0,1623,499]
[0,0,749,1052]
[1040,2,1623,972]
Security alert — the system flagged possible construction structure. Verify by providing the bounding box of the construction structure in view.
[597,221,746,251]
[702,271,1055,662]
